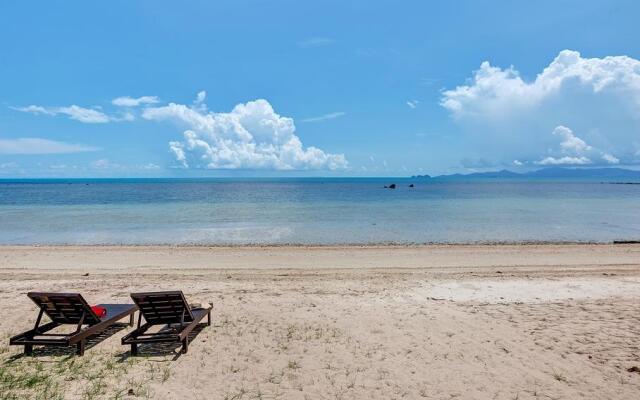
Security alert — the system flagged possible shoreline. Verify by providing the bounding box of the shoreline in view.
[1,240,639,248]
[2,243,639,273]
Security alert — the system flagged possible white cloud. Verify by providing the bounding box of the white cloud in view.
[406,100,419,109]
[442,50,640,165]
[300,111,346,123]
[142,163,161,170]
[112,96,159,107]
[56,105,111,123]
[602,153,620,164]
[13,105,55,115]
[536,156,591,165]
[298,37,333,48]
[512,160,523,166]
[88,159,162,172]
[0,138,99,154]
[535,125,619,166]
[195,91,206,105]
[143,94,347,170]
[13,104,111,123]
[552,125,591,154]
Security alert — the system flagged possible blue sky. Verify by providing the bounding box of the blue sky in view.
[1,0,639,177]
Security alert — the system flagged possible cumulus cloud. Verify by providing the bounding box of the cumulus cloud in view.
[601,153,620,164]
[112,96,160,107]
[441,50,640,166]
[13,104,111,123]
[0,138,99,154]
[534,125,620,166]
[142,93,347,170]
[552,125,591,154]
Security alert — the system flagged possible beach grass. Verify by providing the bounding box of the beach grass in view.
[0,347,173,400]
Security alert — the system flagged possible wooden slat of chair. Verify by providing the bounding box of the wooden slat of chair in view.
[10,294,138,356]
[123,291,210,355]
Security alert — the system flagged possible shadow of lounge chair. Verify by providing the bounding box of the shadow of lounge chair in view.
[9,292,138,356]
[121,291,211,356]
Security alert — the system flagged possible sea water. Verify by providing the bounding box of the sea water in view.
[0,178,639,245]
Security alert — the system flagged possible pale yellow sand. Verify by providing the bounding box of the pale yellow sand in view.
[1,244,639,399]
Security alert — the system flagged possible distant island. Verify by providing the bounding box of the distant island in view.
[412,167,640,182]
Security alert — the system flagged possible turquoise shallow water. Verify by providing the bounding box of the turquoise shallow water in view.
[1,178,639,245]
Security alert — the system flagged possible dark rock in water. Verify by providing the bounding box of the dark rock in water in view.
[389,184,396,189]
[409,184,414,188]
[383,185,388,188]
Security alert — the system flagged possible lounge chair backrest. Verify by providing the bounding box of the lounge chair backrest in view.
[27,292,101,325]
[130,291,194,325]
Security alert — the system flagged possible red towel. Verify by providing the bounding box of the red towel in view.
[91,305,106,318]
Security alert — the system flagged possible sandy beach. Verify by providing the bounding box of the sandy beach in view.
[1,244,640,399]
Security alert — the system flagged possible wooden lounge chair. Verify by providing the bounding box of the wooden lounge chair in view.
[9,292,138,356]
[121,291,212,355]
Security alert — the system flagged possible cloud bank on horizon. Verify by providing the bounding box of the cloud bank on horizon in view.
[142,92,348,170]
[441,49,640,167]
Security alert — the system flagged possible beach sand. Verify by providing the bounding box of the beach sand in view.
[1,244,639,399]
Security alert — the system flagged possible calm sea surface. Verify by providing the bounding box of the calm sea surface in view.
[1,178,639,245]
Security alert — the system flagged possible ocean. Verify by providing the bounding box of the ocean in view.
[1,178,639,245]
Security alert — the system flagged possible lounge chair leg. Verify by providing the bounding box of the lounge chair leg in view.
[207,310,211,326]
[129,312,135,327]
[24,344,33,356]
[181,338,189,354]
[76,340,85,356]
[131,343,138,356]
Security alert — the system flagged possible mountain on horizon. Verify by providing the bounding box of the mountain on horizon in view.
[412,167,640,181]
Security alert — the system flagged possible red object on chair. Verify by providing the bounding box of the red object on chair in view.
[91,305,107,318]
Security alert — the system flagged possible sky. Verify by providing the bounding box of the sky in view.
[1,0,639,177]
